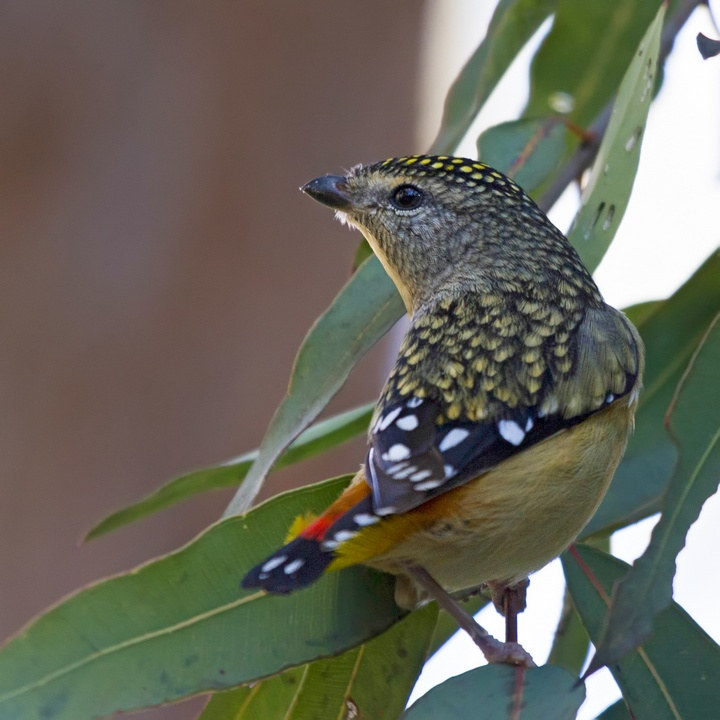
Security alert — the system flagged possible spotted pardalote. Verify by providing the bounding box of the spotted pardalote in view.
[242,155,643,613]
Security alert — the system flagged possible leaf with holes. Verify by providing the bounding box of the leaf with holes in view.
[567,3,664,272]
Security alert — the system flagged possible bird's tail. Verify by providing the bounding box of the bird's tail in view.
[241,479,378,594]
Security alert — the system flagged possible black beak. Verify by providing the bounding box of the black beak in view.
[301,175,353,210]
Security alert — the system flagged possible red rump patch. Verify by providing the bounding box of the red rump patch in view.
[299,512,342,541]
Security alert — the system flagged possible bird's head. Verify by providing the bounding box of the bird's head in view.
[303,155,583,312]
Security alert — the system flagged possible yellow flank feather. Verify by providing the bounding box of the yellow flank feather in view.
[285,512,318,543]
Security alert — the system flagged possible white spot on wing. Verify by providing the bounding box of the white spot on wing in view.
[444,464,456,478]
[261,555,288,573]
[383,444,411,462]
[409,469,432,482]
[407,396,423,408]
[283,558,305,574]
[377,406,402,432]
[414,478,445,491]
[386,461,409,475]
[438,428,470,452]
[525,417,534,432]
[375,505,397,516]
[354,513,379,526]
[498,419,525,446]
[392,465,418,479]
[333,529,359,543]
[396,414,419,431]
[321,539,339,551]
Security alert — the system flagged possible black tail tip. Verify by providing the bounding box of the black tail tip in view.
[240,536,334,595]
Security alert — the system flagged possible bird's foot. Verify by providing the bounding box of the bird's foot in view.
[475,635,535,668]
[403,564,535,667]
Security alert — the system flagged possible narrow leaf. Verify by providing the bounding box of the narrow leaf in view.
[86,402,374,539]
[586,313,720,673]
[567,3,665,272]
[564,545,720,720]
[403,664,584,720]
[584,250,720,536]
[0,476,406,720]
[224,256,403,517]
[477,116,570,195]
[430,0,556,154]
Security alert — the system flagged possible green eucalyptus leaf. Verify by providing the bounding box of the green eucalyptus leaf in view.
[403,664,584,720]
[477,116,570,195]
[567,3,665,272]
[525,0,660,127]
[86,402,374,540]
[563,545,720,720]
[198,669,304,720]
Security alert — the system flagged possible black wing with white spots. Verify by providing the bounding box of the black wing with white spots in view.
[366,396,581,515]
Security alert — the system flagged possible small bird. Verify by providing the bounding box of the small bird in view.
[242,155,643,664]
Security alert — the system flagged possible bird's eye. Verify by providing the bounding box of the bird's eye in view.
[390,184,424,211]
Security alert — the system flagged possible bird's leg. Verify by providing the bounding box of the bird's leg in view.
[403,564,534,667]
[487,578,530,643]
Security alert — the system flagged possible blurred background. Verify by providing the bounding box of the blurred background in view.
[0,3,718,719]
[0,3,424,717]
